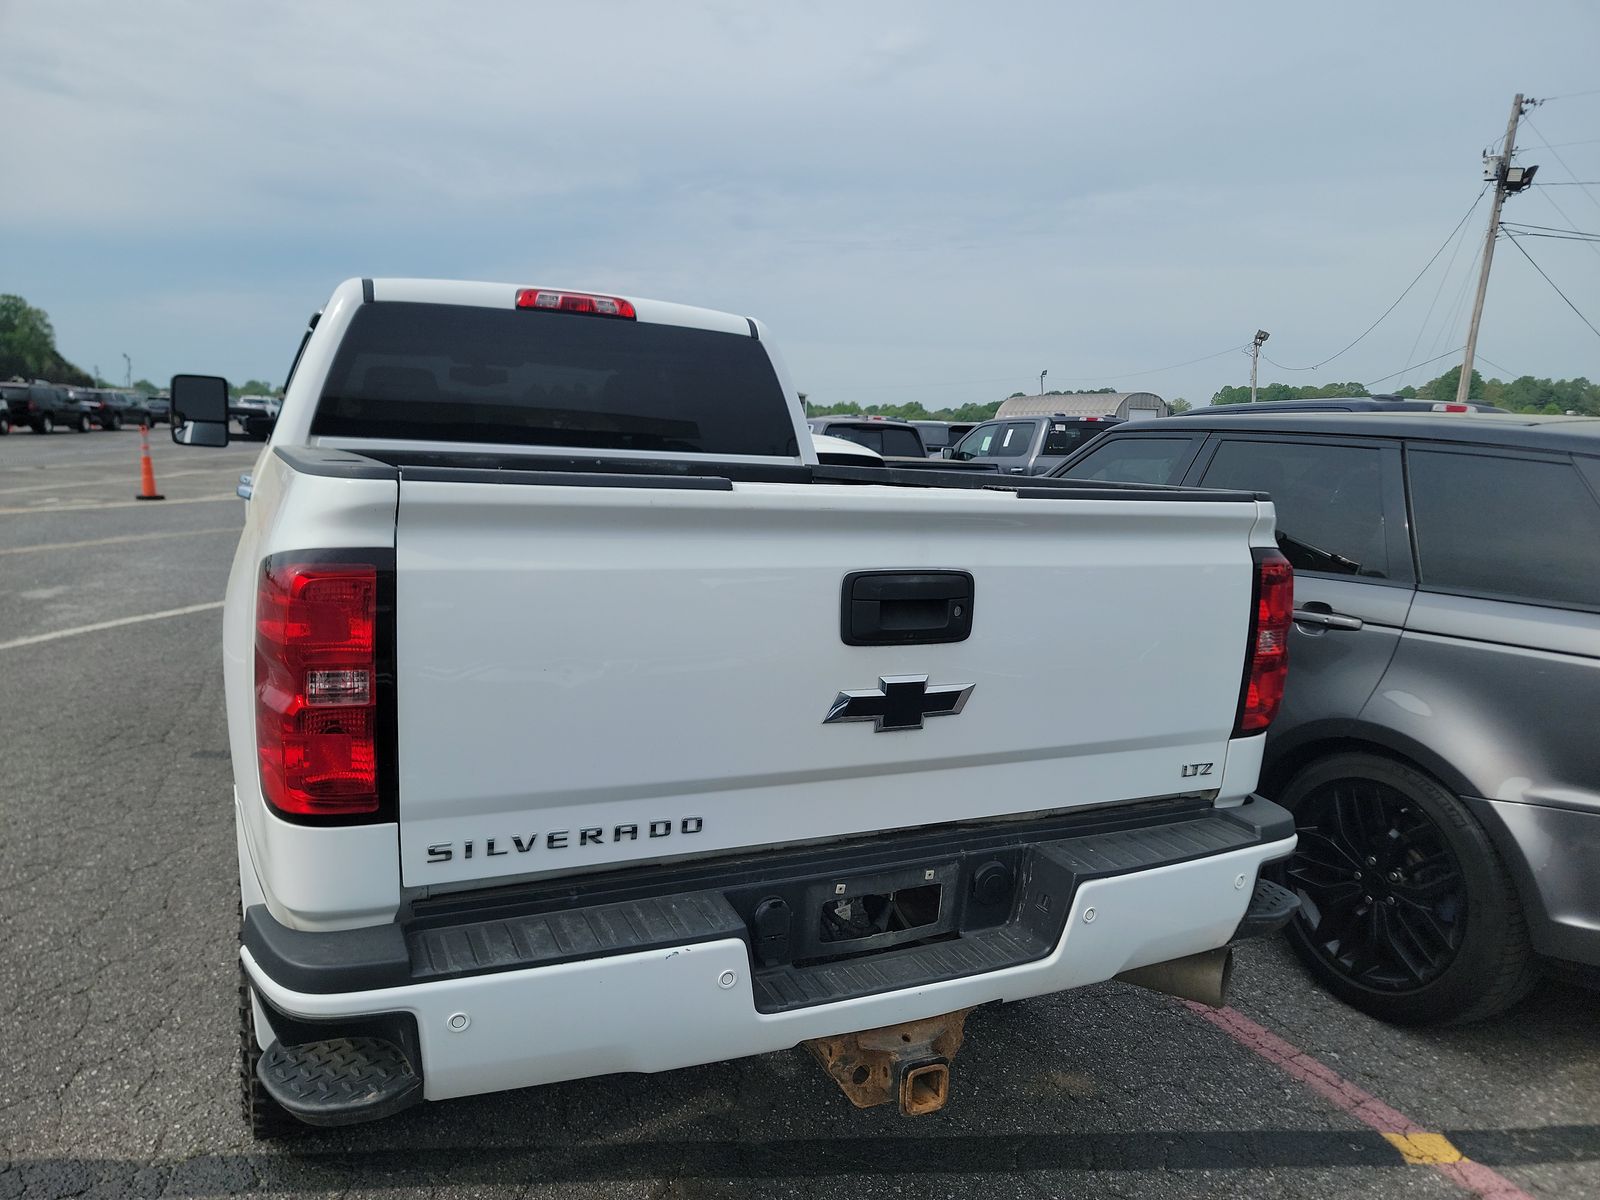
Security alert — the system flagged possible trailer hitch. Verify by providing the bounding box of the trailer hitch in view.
[804,1007,973,1116]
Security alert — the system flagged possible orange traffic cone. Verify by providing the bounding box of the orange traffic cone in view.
[136,424,165,501]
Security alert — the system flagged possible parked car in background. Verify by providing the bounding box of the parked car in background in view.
[230,393,281,440]
[805,415,927,458]
[0,382,23,433]
[4,381,91,433]
[1198,395,1507,416]
[62,386,104,431]
[1053,411,1600,1023]
[146,393,171,424]
[91,389,156,429]
[910,420,953,458]
[947,414,1123,475]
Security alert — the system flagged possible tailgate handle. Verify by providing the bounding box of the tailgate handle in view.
[842,571,974,646]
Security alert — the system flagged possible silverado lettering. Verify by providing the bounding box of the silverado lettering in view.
[425,817,705,864]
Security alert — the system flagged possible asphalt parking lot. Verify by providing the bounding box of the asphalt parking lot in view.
[1,428,1596,1199]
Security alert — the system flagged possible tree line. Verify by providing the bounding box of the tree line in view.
[1212,366,1600,416]
[2,293,282,398]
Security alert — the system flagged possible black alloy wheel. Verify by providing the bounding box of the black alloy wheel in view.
[1277,752,1537,1024]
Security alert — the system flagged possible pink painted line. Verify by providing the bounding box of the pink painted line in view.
[1186,1002,1537,1200]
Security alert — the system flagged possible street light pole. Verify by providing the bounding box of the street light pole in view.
[1249,331,1270,404]
[1039,369,1047,398]
[122,353,132,388]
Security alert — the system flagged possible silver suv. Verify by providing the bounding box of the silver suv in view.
[1054,411,1600,1023]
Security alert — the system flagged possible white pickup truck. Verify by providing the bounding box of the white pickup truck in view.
[169,278,1298,1135]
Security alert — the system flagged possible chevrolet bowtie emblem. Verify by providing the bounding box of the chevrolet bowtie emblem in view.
[823,674,975,732]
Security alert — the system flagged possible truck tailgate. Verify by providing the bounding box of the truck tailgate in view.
[394,479,1261,888]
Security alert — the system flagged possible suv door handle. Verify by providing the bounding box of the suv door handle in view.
[1293,607,1364,631]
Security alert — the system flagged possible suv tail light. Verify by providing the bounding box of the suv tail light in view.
[256,558,391,819]
[1235,548,1293,736]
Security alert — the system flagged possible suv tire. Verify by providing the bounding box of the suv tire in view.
[237,962,304,1139]
[1277,752,1537,1025]
[109,413,124,431]
[39,414,55,434]
[77,413,92,433]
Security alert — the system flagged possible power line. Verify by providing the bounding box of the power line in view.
[1365,346,1466,387]
[1399,189,1483,386]
[1536,183,1600,262]
[1503,232,1600,342]
[808,343,1250,398]
[1502,220,1600,238]
[1465,352,1516,376]
[1538,137,1600,150]
[1537,181,1600,186]
[1262,184,1490,372]
[1542,88,1600,101]
[1524,116,1600,217]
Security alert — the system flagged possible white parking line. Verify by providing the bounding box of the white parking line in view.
[0,494,237,516]
[0,526,240,556]
[0,468,243,496]
[0,601,225,652]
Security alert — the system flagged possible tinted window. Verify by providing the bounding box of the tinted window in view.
[953,423,1002,458]
[880,428,924,457]
[1409,450,1600,609]
[1200,439,1388,577]
[1059,435,1198,486]
[828,426,881,453]
[1043,424,1101,455]
[311,302,798,457]
[991,422,1033,457]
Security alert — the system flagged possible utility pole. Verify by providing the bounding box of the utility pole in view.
[1039,369,1047,397]
[122,353,132,388]
[1458,93,1539,404]
[1249,330,1269,403]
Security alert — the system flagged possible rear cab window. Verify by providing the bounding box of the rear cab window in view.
[311,302,798,457]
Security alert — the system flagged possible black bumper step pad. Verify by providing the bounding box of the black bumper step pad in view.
[409,890,745,982]
[257,1036,421,1127]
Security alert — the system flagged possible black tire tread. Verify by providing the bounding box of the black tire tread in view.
[238,961,306,1138]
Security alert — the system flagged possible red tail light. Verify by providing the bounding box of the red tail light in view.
[515,288,636,319]
[1235,548,1293,736]
[256,560,381,817]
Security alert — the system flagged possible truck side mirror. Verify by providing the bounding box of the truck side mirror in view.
[170,374,230,447]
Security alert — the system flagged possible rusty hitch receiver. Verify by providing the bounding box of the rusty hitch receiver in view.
[804,1008,973,1116]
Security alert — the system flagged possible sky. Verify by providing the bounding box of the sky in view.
[2,0,1598,408]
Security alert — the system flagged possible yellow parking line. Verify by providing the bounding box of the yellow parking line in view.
[1383,1132,1466,1165]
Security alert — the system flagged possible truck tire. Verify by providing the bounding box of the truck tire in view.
[237,962,304,1138]
[110,413,124,431]
[77,413,92,432]
[1276,752,1537,1025]
[40,414,55,434]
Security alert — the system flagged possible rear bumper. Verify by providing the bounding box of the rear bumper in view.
[244,798,1295,1103]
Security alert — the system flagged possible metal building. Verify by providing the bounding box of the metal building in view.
[995,391,1168,420]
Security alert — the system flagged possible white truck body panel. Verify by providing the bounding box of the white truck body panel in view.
[394,478,1265,889]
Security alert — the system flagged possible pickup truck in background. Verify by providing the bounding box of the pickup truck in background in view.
[948,414,1124,475]
[170,278,1298,1136]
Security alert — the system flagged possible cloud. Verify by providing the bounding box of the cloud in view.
[1,0,1596,402]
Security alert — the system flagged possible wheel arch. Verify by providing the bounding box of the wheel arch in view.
[1260,719,1479,804]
